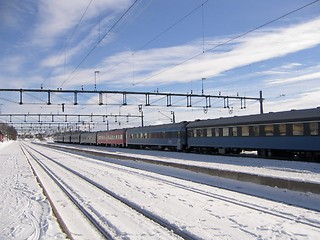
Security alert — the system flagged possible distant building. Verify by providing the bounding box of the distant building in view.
[0,131,4,142]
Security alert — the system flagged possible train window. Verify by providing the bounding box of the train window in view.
[197,129,202,137]
[207,128,212,137]
[232,127,238,136]
[279,124,286,136]
[212,128,216,137]
[310,122,319,135]
[252,125,259,136]
[264,125,274,136]
[203,128,207,137]
[215,128,220,137]
[242,126,249,136]
[293,123,304,136]
[161,132,166,138]
[193,129,197,137]
[223,128,229,137]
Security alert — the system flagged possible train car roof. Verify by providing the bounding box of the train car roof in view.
[126,121,188,133]
[186,108,320,128]
[97,128,127,134]
[80,131,97,135]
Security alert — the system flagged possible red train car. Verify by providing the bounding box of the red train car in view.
[97,129,126,147]
[0,131,4,142]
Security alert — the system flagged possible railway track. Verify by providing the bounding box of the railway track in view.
[21,141,320,239]
[69,155,320,229]
[40,142,320,195]
[20,142,192,240]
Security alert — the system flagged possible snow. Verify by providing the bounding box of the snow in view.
[26,146,181,239]
[55,143,320,184]
[0,141,65,239]
[1,140,320,239]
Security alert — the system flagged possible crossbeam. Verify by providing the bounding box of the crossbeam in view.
[0,113,141,123]
[0,88,264,114]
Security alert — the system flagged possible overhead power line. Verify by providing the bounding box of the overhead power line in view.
[100,0,209,81]
[43,0,94,87]
[135,0,209,54]
[59,0,140,89]
[131,0,320,87]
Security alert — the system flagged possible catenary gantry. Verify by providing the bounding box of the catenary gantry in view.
[0,88,264,113]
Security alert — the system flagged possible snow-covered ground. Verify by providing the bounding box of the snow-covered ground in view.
[1,140,320,239]
[49,142,320,184]
[0,141,65,239]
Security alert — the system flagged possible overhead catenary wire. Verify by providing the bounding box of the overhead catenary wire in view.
[99,0,209,81]
[59,0,140,89]
[43,0,94,88]
[135,0,209,54]
[130,0,320,88]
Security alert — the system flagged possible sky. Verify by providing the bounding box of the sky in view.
[0,0,320,132]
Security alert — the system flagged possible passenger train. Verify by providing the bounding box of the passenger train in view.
[54,108,320,160]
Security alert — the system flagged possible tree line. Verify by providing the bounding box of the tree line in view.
[0,122,17,140]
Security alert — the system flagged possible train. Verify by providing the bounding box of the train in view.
[54,108,320,160]
[0,131,4,142]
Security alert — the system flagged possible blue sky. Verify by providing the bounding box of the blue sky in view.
[0,0,320,130]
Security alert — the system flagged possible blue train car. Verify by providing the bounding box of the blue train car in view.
[126,122,188,151]
[63,134,71,143]
[53,134,64,143]
[70,133,81,144]
[186,108,320,158]
[80,132,97,145]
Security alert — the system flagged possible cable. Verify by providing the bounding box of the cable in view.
[43,0,94,88]
[99,0,209,81]
[136,0,209,54]
[59,0,140,89]
[130,0,320,88]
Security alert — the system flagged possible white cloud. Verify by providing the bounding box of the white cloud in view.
[23,13,320,116]
[32,0,133,48]
[277,63,303,70]
[0,56,26,74]
[265,87,320,112]
[75,16,320,89]
[267,71,320,85]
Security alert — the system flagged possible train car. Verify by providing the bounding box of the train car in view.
[63,134,71,143]
[126,122,188,151]
[80,132,97,145]
[0,131,4,142]
[70,133,81,144]
[97,129,127,147]
[54,134,64,143]
[186,108,320,159]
